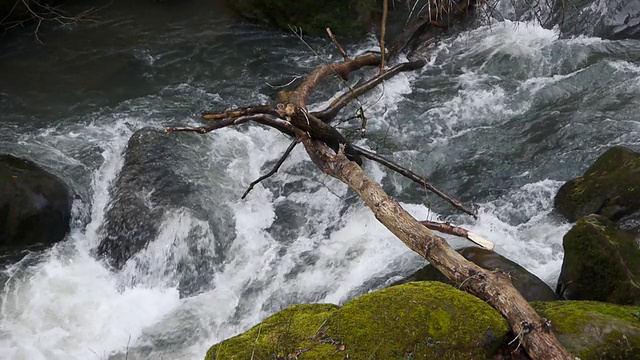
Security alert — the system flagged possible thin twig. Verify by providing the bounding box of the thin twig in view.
[266,76,303,90]
[125,334,131,360]
[242,139,298,199]
[201,105,277,120]
[165,116,253,134]
[326,27,349,61]
[250,324,263,360]
[313,59,426,122]
[353,144,477,217]
[380,0,389,74]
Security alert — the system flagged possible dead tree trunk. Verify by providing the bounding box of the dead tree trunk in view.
[167,1,574,358]
[305,141,572,359]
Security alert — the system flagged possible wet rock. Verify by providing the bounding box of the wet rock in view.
[0,154,72,251]
[96,128,231,272]
[206,282,508,359]
[554,146,640,223]
[395,247,558,302]
[557,214,640,305]
[547,0,640,40]
[532,301,640,360]
[228,0,381,37]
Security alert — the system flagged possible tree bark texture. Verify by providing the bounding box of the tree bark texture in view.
[304,142,574,360]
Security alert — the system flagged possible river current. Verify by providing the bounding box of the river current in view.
[1,1,639,359]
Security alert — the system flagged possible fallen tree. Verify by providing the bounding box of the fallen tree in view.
[167,1,574,358]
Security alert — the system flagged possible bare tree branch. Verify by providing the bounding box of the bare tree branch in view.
[242,139,298,199]
[313,59,427,123]
[353,144,477,217]
[303,141,572,360]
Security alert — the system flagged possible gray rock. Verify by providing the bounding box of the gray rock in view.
[96,128,232,274]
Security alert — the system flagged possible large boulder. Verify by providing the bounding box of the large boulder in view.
[206,282,508,359]
[395,247,558,302]
[546,0,640,40]
[0,154,72,252]
[96,128,232,272]
[557,214,640,305]
[228,0,381,37]
[533,301,640,360]
[554,146,640,223]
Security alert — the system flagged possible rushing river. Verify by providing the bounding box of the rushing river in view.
[1,1,639,359]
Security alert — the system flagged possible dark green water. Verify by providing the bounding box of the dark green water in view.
[1,1,639,359]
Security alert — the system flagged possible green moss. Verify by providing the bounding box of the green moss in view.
[555,146,640,222]
[205,303,339,360]
[532,301,640,360]
[206,282,508,359]
[559,214,640,305]
[322,282,508,359]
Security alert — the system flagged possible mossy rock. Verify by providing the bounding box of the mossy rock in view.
[554,146,640,222]
[206,282,508,359]
[228,0,380,37]
[206,303,340,359]
[395,247,558,302]
[557,214,640,305]
[533,301,640,360]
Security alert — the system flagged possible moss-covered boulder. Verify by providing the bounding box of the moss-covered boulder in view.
[554,146,640,223]
[206,282,508,359]
[228,0,381,37]
[533,301,640,360]
[557,214,640,305]
[396,247,558,302]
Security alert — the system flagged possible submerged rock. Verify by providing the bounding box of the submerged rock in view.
[557,214,640,305]
[554,146,640,223]
[396,247,558,302]
[533,301,640,360]
[96,128,232,274]
[0,154,72,252]
[206,282,509,359]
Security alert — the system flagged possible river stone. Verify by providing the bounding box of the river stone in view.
[554,146,640,223]
[96,128,222,270]
[547,0,640,40]
[228,0,380,37]
[206,282,508,359]
[395,247,558,302]
[0,154,72,250]
[533,301,640,360]
[557,214,640,305]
